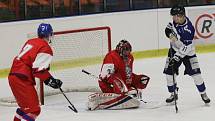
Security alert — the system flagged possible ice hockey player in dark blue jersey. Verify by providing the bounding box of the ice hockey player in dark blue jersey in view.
[163,5,210,104]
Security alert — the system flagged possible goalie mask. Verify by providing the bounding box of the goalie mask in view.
[116,40,132,57]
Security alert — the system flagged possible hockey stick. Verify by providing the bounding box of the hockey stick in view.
[59,87,78,113]
[82,69,100,80]
[170,47,178,113]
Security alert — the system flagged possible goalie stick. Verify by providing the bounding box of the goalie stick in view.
[59,87,78,113]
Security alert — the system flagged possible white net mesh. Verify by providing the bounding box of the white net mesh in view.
[49,27,111,94]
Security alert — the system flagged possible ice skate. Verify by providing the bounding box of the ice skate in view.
[201,93,210,104]
[166,87,178,103]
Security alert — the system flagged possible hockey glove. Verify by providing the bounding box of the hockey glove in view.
[169,33,178,42]
[44,77,63,89]
[169,55,181,67]
[165,23,173,38]
[165,23,178,42]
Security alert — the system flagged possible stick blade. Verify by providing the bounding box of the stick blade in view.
[68,106,78,113]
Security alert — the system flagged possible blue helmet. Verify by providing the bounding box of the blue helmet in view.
[37,23,53,38]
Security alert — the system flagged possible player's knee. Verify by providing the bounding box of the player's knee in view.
[166,74,174,85]
[26,109,41,120]
[32,108,41,117]
[24,106,41,114]
[192,74,204,85]
[27,106,41,119]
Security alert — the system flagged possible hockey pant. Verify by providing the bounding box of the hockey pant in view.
[8,75,41,121]
[163,53,206,94]
[87,92,140,110]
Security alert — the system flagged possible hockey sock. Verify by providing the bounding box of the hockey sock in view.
[192,74,206,94]
[14,108,23,121]
[166,74,177,93]
[196,83,206,94]
[167,84,177,93]
[16,108,37,121]
[22,114,35,121]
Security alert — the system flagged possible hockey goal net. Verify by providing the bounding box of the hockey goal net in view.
[0,26,111,106]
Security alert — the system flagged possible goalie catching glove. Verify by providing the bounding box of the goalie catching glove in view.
[44,76,63,89]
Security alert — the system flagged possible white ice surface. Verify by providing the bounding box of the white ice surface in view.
[1,53,215,121]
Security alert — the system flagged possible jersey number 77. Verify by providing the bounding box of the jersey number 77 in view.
[17,44,33,60]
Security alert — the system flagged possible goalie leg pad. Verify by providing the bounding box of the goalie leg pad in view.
[87,93,140,110]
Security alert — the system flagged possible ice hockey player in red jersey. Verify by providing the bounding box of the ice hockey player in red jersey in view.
[8,23,63,121]
[87,40,150,110]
